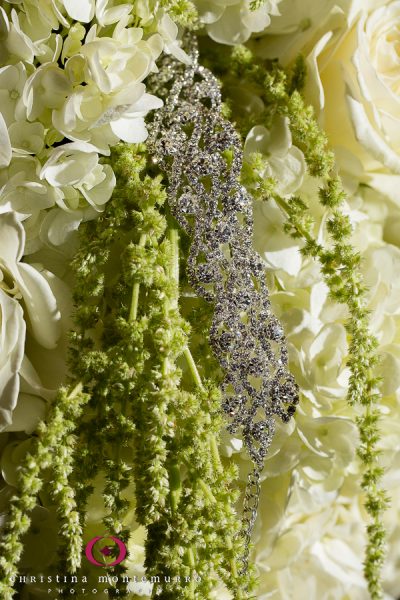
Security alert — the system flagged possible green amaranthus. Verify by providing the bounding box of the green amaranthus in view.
[91,144,255,599]
[225,46,388,600]
[0,143,255,599]
[0,385,89,600]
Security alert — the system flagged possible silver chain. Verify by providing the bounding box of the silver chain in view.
[148,38,299,575]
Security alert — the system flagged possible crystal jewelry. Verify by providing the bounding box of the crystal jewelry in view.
[148,38,299,574]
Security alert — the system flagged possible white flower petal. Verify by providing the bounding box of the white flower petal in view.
[0,290,25,431]
[41,146,99,187]
[241,5,271,33]
[0,112,12,168]
[19,355,54,400]
[346,92,400,174]
[63,0,95,23]
[270,146,306,196]
[264,247,302,276]
[125,92,163,116]
[42,207,83,246]
[110,116,148,143]
[0,211,24,264]
[17,263,61,349]
[80,163,115,208]
[3,393,46,434]
[207,5,250,45]
[196,0,225,24]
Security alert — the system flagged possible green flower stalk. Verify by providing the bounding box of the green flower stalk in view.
[62,143,254,598]
[0,385,89,600]
[139,227,255,599]
[106,145,255,599]
[1,141,253,599]
[65,144,170,595]
[226,47,388,600]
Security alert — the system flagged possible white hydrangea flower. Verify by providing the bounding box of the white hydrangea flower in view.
[157,13,191,64]
[0,62,27,126]
[52,24,164,151]
[95,0,133,27]
[23,62,72,122]
[196,0,281,45]
[253,197,303,276]
[295,323,350,406]
[0,7,37,67]
[245,116,306,197]
[8,120,44,155]
[256,497,368,600]
[40,142,115,211]
[0,156,61,253]
[0,0,188,262]
[61,22,86,63]
[21,0,67,37]
[0,155,59,215]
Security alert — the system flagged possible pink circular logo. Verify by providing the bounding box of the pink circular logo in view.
[85,536,127,567]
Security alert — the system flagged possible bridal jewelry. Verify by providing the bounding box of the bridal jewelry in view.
[149,39,299,574]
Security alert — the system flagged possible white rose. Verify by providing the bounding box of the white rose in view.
[249,0,357,65]
[269,1,400,203]
[341,2,400,199]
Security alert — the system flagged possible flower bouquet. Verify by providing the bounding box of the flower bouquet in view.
[0,1,399,599]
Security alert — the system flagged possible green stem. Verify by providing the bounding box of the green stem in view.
[168,227,180,309]
[169,462,182,512]
[0,386,88,599]
[184,347,205,390]
[199,479,217,503]
[129,233,147,322]
[274,195,314,242]
[182,305,246,598]
[210,435,223,473]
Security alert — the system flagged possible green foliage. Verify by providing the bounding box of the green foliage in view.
[0,385,89,600]
[0,143,255,599]
[225,47,388,600]
[161,0,199,27]
[241,152,276,200]
[72,143,255,597]
[249,0,267,10]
